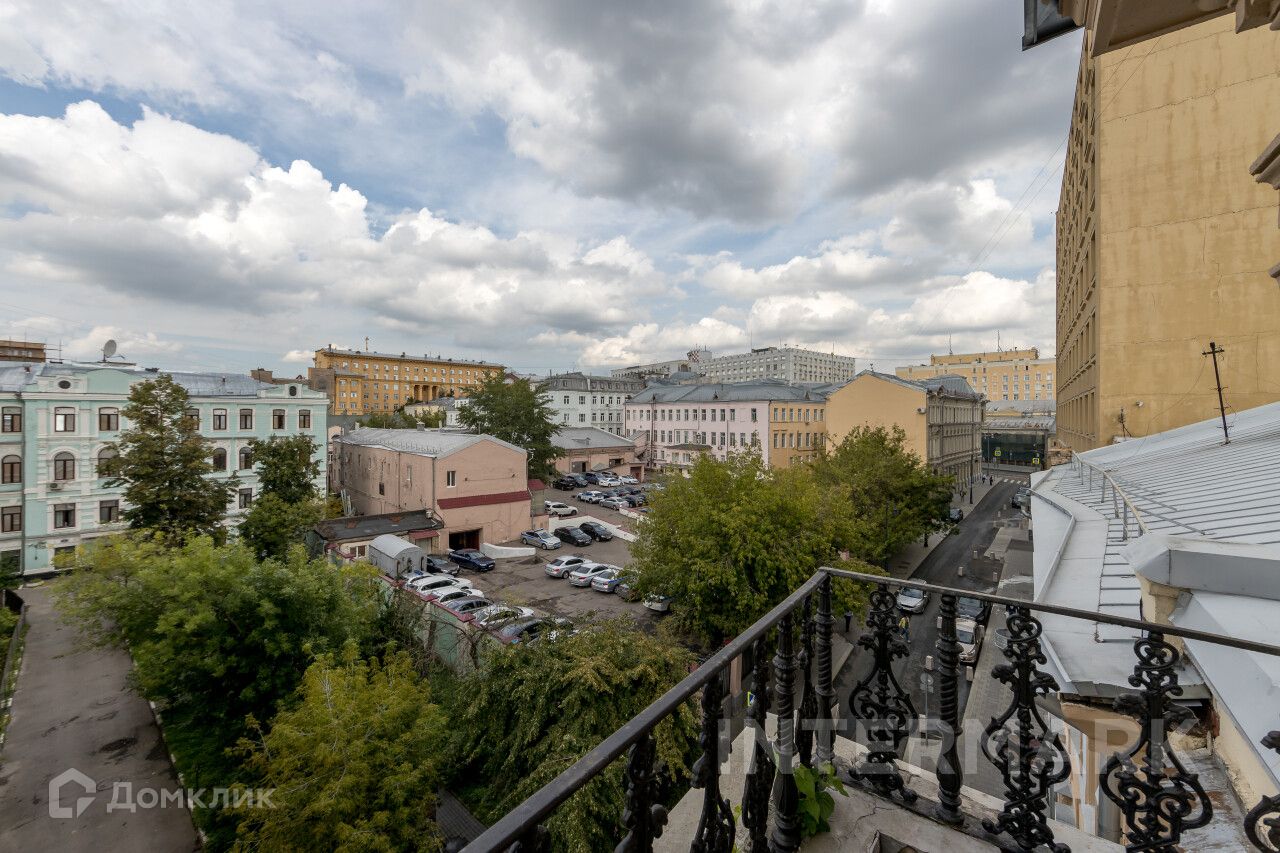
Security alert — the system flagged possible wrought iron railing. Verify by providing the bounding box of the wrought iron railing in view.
[463,568,1280,853]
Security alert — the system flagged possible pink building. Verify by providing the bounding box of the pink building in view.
[550,426,643,479]
[334,427,536,550]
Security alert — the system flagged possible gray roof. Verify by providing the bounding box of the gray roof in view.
[311,509,443,543]
[551,427,635,451]
[855,370,981,399]
[984,416,1056,432]
[0,361,313,397]
[336,427,525,458]
[629,379,827,404]
[317,347,501,367]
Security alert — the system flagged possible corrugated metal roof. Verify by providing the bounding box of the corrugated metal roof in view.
[629,380,826,404]
[336,427,525,458]
[551,426,635,450]
[0,361,321,397]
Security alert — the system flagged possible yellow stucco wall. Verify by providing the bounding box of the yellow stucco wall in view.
[823,375,928,462]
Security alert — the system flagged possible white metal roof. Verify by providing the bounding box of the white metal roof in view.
[336,427,525,458]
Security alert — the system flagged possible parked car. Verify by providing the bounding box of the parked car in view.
[599,497,628,511]
[498,616,573,644]
[619,475,639,485]
[956,596,990,624]
[545,501,578,518]
[582,472,602,485]
[568,562,615,587]
[948,507,964,523]
[624,494,647,507]
[521,529,562,550]
[545,555,589,578]
[433,587,485,608]
[956,617,984,664]
[447,595,495,616]
[896,587,928,613]
[408,575,475,595]
[552,476,579,490]
[423,555,458,575]
[596,474,621,487]
[554,526,593,547]
[578,521,613,541]
[576,490,604,503]
[473,604,536,628]
[449,548,496,572]
[569,474,589,487]
[590,567,622,593]
[1012,487,1032,509]
[643,593,672,613]
[615,571,640,601]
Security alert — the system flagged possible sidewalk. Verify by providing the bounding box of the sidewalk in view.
[0,586,199,853]
[884,477,1005,580]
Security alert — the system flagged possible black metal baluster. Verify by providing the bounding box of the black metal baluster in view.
[981,605,1070,853]
[615,732,668,853]
[797,595,817,767]
[1101,631,1211,852]
[507,824,551,852]
[771,611,803,852]
[846,583,917,803]
[691,671,734,853]
[815,574,836,768]
[741,637,776,852]
[1245,731,1280,851]
[934,591,964,825]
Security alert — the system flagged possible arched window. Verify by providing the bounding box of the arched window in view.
[238,446,253,470]
[211,448,227,471]
[96,447,118,476]
[1,455,19,484]
[53,451,76,481]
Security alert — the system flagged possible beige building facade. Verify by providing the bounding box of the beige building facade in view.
[897,348,1056,403]
[313,347,504,416]
[824,372,984,493]
[1054,14,1280,450]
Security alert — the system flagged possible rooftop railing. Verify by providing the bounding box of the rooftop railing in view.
[463,568,1280,853]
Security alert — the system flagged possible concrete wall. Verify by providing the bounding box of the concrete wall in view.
[554,446,642,477]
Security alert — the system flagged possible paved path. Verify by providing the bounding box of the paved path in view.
[0,586,199,853]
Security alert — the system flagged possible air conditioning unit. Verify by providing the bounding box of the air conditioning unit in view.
[48,482,62,490]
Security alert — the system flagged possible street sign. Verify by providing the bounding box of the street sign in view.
[1032,456,1041,465]
[919,672,934,691]
[994,448,1002,458]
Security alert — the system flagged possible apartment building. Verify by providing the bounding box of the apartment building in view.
[0,340,46,364]
[0,362,328,575]
[825,372,984,492]
[896,348,1055,403]
[539,372,645,433]
[312,347,505,416]
[610,349,711,380]
[699,346,857,385]
[624,381,827,471]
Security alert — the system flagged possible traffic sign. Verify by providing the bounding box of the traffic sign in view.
[993,448,1002,458]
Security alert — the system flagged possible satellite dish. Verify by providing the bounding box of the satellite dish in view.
[103,339,118,360]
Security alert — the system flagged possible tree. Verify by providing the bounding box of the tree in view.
[630,452,878,646]
[238,493,325,561]
[246,434,321,503]
[456,374,562,479]
[356,408,444,429]
[445,621,697,852]
[810,426,954,567]
[98,374,237,542]
[234,645,445,852]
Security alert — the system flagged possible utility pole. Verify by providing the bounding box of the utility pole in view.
[1203,341,1230,444]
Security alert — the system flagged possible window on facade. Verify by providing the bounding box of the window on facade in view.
[53,452,76,481]
[2,506,20,532]
[1,407,19,433]
[1,455,19,484]
[579,396,586,404]
[238,488,253,509]
[53,503,75,529]
[239,409,253,429]
[96,447,117,476]
[98,407,120,431]
[579,414,586,422]
[213,408,227,430]
[272,409,286,429]
[298,409,311,429]
[211,448,227,470]
[54,406,76,432]
[446,470,456,487]
[99,499,120,523]
[184,407,200,427]
[238,447,253,470]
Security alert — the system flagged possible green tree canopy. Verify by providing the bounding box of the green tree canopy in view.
[356,408,444,429]
[445,621,697,852]
[810,425,955,567]
[246,434,321,503]
[98,374,237,542]
[456,375,562,479]
[237,493,326,561]
[234,644,445,853]
[630,452,879,646]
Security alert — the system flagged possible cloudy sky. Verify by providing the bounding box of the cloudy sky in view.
[0,0,1081,376]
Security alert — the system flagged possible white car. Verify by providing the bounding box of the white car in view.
[568,562,614,587]
[598,498,628,511]
[545,555,589,579]
[957,617,983,664]
[576,491,605,503]
[473,604,536,628]
[408,575,475,595]
[434,587,484,607]
[545,501,578,518]
[619,475,639,485]
[643,594,672,613]
[596,475,621,487]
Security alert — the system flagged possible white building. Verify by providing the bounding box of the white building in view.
[610,349,712,381]
[539,373,645,433]
[697,347,857,384]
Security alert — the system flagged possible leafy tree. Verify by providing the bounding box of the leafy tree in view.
[630,452,879,646]
[246,434,321,503]
[445,621,697,852]
[457,374,562,479]
[810,426,954,567]
[238,493,326,561]
[98,374,237,542]
[356,408,444,429]
[234,644,445,852]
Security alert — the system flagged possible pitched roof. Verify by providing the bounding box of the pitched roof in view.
[551,426,636,450]
[0,361,324,398]
[853,370,981,399]
[335,427,525,458]
[316,346,502,367]
[628,379,827,404]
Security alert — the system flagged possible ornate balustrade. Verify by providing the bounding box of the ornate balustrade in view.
[463,568,1280,853]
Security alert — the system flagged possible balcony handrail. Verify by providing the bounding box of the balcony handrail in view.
[464,570,828,852]
[824,567,1280,658]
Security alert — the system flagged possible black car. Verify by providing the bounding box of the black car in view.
[948,507,964,523]
[424,555,458,575]
[554,526,593,547]
[579,521,614,541]
[448,548,496,572]
[624,494,647,507]
[956,596,990,624]
[552,476,578,490]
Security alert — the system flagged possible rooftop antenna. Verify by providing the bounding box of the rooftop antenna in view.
[997,330,1002,352]
[364,336,370,350]
[102,339,118,362]
[1203,340,1230,444]
[948,334,953,356]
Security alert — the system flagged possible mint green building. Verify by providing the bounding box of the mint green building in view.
[0,362,328,575]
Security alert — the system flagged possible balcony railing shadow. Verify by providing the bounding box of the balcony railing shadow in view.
[462,568,1280,852]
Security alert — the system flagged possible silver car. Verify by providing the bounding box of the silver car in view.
[568,562,614,587]
[896,587,928,613]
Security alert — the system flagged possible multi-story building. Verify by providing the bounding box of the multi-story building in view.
[896,348,1055,404]
[539,372,646,433]
[610,349,711,381]
[0,340,46,363]
[824,372,984,494]
[624,381,827,471]
[0,362,328,575]
[332,427,534,550]
[550,427,642,481]
[698,346,857,385]
[312,347,505,416]
[1048,12,1280,451]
